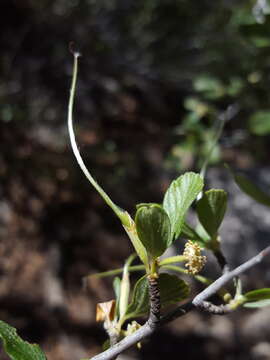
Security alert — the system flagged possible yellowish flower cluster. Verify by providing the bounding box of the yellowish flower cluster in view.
[183,240,206,275]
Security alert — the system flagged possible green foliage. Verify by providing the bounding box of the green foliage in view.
[135,204,171,259]
[243,288,270,308]
[0,320,46,360]
[159,273,190,306]
[163,172,204,239]
[230,170,270,207]
[181,222,206,247]
[244,300,270,308]
[196,189,227,238]
[193,75,225,100]
[125,275,149,319]
[125,274,190,320]
[249,111,270,135]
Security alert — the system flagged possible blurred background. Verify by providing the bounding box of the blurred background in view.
[1,0,270,359]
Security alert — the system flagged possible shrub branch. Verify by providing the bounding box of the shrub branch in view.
[90,246,270,360]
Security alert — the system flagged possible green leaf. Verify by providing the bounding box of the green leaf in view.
[249,111,270,135]
[181,222,206,247]
[125,274,190,320]
[244,288,270,302]
[123,214,148,267]
[244,299,270,308]
[125,275,149,319]
[242,289,270,308]
[193,75,225,100]
[163,172,204,239]
[159,273,190,306]
[229,170,270,207]
[113,277,121,300]
[196,189,227,237]
[0,320,46,360]
[135,204,171,258]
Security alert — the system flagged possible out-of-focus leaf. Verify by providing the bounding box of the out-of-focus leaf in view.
[227,77,244,96]
[243,289,270,308]
[0,320,47,360]
[163,172,203,239]
[183,97,209,119]
[249,111,270,135]
[193,75,225,99]
[244,288,270,301]
[229,169,270,207]
[113,277,121,300]
[135,204,171,258]
[196,189,227,237]
[244,299,270,308]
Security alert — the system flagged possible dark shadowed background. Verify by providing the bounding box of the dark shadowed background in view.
[1,0,270,359]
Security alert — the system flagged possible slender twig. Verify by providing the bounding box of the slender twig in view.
[90,246,270,360]
[200,103,239,179]
[192,246,270,307]
[85,265,145,280]
[193,301,232,315]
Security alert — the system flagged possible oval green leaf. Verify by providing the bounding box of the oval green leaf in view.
[125,273,190,320]
[0,320,47,360]
[163,172,204,240]
[196,189,227,238]
[135,204,171,258]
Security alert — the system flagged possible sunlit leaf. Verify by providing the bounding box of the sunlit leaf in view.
[163,172,203,239]
[135,204,171,258]
[196,189,227,237]
[0,320,46,360]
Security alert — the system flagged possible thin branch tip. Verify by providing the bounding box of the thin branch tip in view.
[69,41,82,58]
[261,246,270,257]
